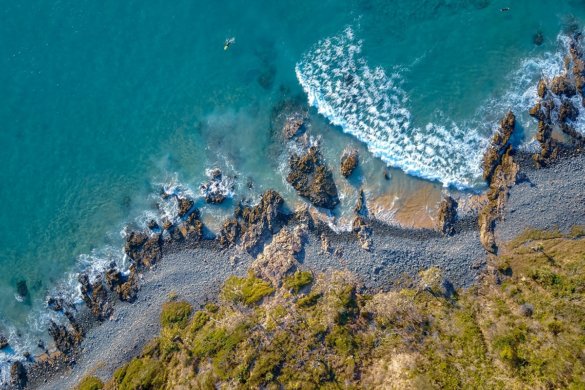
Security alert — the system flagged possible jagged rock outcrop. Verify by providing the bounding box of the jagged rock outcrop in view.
[218,190,287,255]
[352,215,372,251]
[550,75,576,97]
[354,189,367,216]
[105,264,138,302]
[340,149,359,178]
[0,334,8,349]
[482,111,515,183]
[10,361,27,389]
[287,146,339,209]
[48,318,83,356]
[124,231,162,268]
[199,169,231,204]
[177,197,194,218]
[171,211,204,242]
[282,112,307,139]
[78,274,112,320]
[251,226,305,287]
[437,196,458,236]
[479,113,519,253]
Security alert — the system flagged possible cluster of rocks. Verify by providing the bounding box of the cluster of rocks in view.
[218,190,288,255]
[529,34,585,166]
[352,189,373,251]
[78,274,112,321]
[478,111,519,253]
[199,168,232,204]
[282,112,307,139]
[287,146,340,210]
[0,334,8,350]
[437,196,458,236]
[340,148,359,178]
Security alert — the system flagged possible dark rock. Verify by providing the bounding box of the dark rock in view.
[47,297,64,312]
[482,111,515,183]
[559,99,579,123]
[218,190,287,254]
[172,212,204,242]
[124,231,162,268]
[533,30,544,46]
[162,218,173,231]
[340,149,359,178]
[146,219,160,231]
[105,265,138,302]
[437,196,458,236]
[287,146,339,209]
[354,189,367,216]
[528,102,547,122]
[10,361,27,389]
[199,169,229,204]
[520,303,534,317]
[550,75,576,97]
[257,65,276,90]
[352,216,372,251]
[16,280,29,300]
[78,274,111,320]
[0,334,8,349]
[48,320,82,356]
[177,197,194,218]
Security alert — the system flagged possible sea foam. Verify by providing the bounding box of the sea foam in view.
[295,27,489,189]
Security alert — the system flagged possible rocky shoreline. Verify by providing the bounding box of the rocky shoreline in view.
[2,31,585,390]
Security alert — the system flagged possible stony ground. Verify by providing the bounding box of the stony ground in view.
[34,152,585,390]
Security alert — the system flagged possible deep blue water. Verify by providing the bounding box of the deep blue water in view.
[1,0,585,376]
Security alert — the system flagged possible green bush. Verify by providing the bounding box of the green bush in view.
[114,357,165,390]
[188,311,210,334]
[160,300,192,329]
[220,272,274,305]
[284,270,313,293]
[76,376,103,390]
[297,292,322,308]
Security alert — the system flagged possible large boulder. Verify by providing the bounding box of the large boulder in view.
[105,264,138,302]
[282,113,306,139]
[287,146,339,209]
[48,320,82,356]
[0,334,8,349]
[340,149,359,178]
[177,197,194,218]
[124,231,162,268]
[437,196,458,236]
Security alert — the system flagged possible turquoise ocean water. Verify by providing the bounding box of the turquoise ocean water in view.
[1,0,585,374]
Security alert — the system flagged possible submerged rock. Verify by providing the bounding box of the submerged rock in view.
[124,231,162,268]
[16,280,29,301]
[287,146,339,209]
[283,113,307,139]
[437,196,458,236]
[340,149,359,178]
[533,30,544,46]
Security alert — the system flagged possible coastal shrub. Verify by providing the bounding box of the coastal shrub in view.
[297,292,322,308]
[160,300,192,329]
[569,225,585,238]
[114,357,165,390]
[188,311,210,334]
[220,272,274,305]
[284,270,313,293]
[325,325,356,356]
[76,376,104,390]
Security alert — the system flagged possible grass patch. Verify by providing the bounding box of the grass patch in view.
[284,270,313,293]
[75,376,103,390]
[160,300,192,329]
[220,272,274,306]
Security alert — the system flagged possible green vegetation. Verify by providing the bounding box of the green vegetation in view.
[75,376,104,390]
[160,300,192,329]
[220,271,274,305]
[91,228,585,389]
[284,270,313,293]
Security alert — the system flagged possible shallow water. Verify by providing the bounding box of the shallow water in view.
[1,0,585,375]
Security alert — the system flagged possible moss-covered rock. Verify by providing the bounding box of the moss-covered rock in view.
[75,376,103,390]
